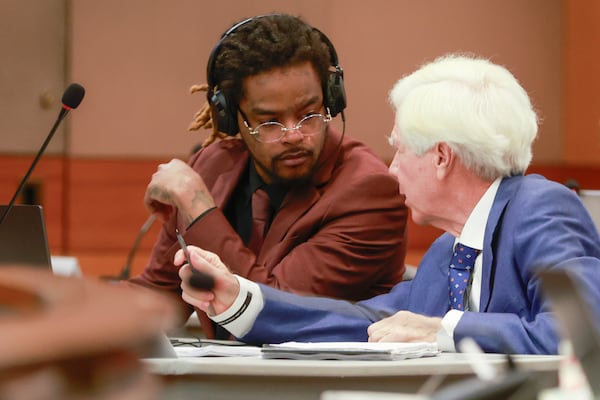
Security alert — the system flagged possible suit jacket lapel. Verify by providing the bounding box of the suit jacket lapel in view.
[406,234,455,314]
[261,184,320,251]
[211,151,250,208]
[479,175,521,311]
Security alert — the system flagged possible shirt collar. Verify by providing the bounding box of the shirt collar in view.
[247,162,288,211]
[457,177,502,250]
[248,162,264,194]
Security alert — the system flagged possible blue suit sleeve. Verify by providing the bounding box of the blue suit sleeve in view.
[241,282,413,344]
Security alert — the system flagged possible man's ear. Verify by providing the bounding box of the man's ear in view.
[433,142,455,179]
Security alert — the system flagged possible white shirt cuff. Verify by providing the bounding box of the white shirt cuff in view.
[209,275,264,338]
[437,310,463,352]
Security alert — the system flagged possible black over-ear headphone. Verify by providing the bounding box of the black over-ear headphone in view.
[206,15,347,136]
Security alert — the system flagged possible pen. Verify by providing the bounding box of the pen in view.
[175,229,216,291]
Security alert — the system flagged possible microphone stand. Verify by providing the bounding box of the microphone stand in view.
[1,83,85,224]
[0,108,70,225]
[102,215,156,281]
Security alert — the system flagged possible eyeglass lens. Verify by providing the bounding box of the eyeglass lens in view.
[256,114,329,142]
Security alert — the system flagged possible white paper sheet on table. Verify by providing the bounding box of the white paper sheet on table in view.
[261,341,440,361]
[175,345,262,358]
[174,341,439,360]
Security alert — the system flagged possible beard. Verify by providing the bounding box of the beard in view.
[255,149,318,186]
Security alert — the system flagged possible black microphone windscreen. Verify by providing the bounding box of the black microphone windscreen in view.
[61,83,85,109]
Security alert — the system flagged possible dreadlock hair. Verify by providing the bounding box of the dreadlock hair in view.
[188,14,333,147]
[188,83,227,147]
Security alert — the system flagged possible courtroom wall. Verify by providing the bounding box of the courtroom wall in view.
[68,0,565,163]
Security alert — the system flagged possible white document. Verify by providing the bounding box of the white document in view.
[322,391,429,400]
[175,344,262,358]
[261,341,440,361]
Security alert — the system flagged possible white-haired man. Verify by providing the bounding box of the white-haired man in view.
[175,54,600,354]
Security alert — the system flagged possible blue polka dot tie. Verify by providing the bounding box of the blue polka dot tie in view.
[448,243,481,310]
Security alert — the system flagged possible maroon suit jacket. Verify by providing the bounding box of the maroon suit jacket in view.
[129,128,408,337]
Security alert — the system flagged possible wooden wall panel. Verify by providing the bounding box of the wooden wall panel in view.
[64,157,168,277]
[527,164,600,190]
[564,0,600,164]
[2,155,600,276]
[66,158,166,252]
[0,156,164,276]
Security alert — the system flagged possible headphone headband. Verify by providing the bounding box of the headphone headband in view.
[206,14,346,136]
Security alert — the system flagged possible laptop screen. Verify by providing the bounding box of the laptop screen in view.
[0,205,51,268]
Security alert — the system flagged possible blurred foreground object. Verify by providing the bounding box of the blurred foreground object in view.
[0,267,177,400]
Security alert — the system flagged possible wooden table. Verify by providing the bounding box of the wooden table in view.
[145,352,562,400]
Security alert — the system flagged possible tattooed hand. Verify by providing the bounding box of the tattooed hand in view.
[144,159,216,224]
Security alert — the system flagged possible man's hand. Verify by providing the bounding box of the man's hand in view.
[144,159,216,225]
[367,310,442,343]
[175,245,240,316]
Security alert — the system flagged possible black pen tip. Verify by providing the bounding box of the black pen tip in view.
[189,269,215,290]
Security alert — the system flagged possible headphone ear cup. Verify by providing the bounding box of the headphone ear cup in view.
[325,69,347,118]
[209,89,239,136]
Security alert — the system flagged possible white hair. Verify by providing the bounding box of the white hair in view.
[388,54,538,180]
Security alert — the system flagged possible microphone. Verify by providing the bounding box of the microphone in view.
[0,83,85,224]
[102,214,156,281]
[564,178,581,195]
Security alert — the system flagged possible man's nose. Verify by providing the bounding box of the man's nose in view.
[280,126,304,143]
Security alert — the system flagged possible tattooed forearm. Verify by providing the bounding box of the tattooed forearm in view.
[192,189,215,209]
[181,189,216,225]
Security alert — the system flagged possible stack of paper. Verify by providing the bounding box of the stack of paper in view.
[175,344,261,358]
[261,341,440,361]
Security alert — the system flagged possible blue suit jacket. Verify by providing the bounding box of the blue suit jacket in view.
[241,175,600,354]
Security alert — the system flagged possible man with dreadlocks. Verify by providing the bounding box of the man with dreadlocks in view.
[130,14,408,338]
